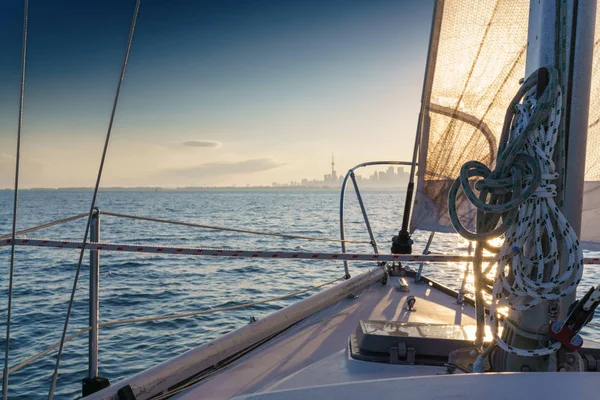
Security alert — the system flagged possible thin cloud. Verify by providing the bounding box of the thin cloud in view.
[165,158,286,177]
[182,140,221,148]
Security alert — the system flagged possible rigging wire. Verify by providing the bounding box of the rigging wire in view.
[1,237,493,263]
[47,1,142,398]
[100,211,370,244]
[3,0,29,397]
[0,277,341,379]
[0,213,88,241]
[99,276,343,328]
[0,328,91,381]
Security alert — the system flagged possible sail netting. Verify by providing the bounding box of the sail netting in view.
[582,5,600,242]
[409,0,529,234]
[410,0,600,242]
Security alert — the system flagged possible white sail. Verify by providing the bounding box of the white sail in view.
[410,0,600,242]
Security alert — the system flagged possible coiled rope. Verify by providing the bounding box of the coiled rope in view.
[448,67,583,358]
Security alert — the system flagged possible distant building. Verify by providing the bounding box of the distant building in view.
[272,156,410,188]
[323,154,338,186]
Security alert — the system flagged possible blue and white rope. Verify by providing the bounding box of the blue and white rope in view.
[490,84,582,357]
[450,68,583,358]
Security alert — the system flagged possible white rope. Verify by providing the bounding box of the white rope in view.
[6,238,600,265]
[3,238,495,263]
[47,2,141,398]
[502,318,543,341]
[3,0,28,397]
[0,277,341,379]
[488,85,583,357]
[100,211,369,244]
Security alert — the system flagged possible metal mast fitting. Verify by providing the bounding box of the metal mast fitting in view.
[500,0,597,372]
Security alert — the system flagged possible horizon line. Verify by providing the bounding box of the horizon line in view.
[0,185,408,191]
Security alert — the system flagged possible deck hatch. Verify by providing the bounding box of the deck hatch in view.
[350,320,483,365]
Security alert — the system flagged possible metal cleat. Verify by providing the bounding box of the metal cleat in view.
[397,278,410,292]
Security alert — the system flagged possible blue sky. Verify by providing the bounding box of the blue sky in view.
[0,0,434,188]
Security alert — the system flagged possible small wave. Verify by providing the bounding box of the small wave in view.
[111,261,147,268]
[218,264,266,274]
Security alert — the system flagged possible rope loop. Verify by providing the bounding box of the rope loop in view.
[449,67,558,240]
[449,67,584,359]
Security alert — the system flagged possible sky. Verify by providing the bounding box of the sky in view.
[0,0,434,188]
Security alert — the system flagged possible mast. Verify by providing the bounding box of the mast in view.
[393,0,444,254]
[502,0,597,371]
[562,1,597,249]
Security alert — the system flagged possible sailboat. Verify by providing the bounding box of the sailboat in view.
[4,0,600,398]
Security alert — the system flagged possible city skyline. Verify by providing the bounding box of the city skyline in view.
[272,155,409,188]
[0,153,410,189]
[1,157,410,190]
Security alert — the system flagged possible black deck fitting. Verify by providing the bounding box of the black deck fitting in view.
[391,230,413,255]
[82,376,110,397]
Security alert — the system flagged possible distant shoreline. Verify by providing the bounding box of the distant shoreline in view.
[0,186,407,191]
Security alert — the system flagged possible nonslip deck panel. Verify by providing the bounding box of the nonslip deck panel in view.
[174,278,475,399]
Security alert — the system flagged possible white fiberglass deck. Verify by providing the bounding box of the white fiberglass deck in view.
[231,372,600,400]
[174,276,475,399]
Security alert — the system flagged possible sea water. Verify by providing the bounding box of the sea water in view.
[0,189,599,399]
